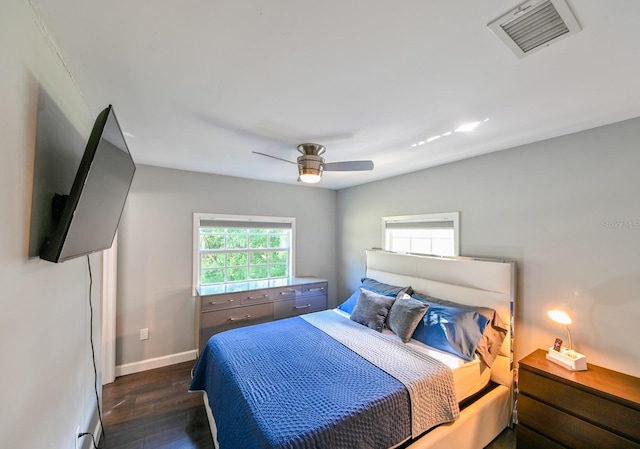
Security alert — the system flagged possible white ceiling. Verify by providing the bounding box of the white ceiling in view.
[30,0,640,190]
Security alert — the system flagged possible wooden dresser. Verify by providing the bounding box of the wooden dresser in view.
[196,277,327,353]
[517,349,640,448]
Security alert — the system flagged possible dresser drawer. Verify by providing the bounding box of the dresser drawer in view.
[518,394,639,449]
[301,282,327,296]
[201,303,272,327]
[199,303,273,347]
[519,369,640,442]
[274,295,327,320]
[200,294,241,312]
[240,286,300,305]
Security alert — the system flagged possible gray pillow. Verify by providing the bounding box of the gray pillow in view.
[360,277,413,297]
[388,294,429,343]
[350,288,396,332]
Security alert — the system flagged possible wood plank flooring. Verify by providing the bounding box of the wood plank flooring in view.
[100,360,515,449]
[100,361,214,449]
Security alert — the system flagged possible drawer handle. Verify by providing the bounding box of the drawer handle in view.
[228,315,252,322]
[295,304,312,309]
[247,294,268,300]
[280,290,296,295]
[308,287,324,292]
[209,299,235,305]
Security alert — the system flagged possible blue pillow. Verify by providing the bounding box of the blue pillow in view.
[337,289,361,314]
[411,300,489,361]
[412,292,507,367]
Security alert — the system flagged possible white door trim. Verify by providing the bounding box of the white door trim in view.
[101,234,117,385]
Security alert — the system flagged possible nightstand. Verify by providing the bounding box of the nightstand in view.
[517,349,640,448]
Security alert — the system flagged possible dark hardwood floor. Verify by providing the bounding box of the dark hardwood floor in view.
[101,361,214,449]
[100,360,515,449]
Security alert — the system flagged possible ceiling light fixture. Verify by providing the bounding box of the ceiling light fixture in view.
[410,118,489,147]
[299,171,322,184]
[455,121,482,133]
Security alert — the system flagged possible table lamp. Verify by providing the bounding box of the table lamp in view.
[546,306,587,371]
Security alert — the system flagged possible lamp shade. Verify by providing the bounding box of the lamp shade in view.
[547,308,572,325]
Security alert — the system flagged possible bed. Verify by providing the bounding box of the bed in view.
[190,250,516,449]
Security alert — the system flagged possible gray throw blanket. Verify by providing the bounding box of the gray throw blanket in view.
[303,311,460,437]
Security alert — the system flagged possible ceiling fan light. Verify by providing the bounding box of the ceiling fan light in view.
[299,170,322,184]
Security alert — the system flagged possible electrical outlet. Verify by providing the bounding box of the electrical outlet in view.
[140,328,149,340]
[75,426,80,449]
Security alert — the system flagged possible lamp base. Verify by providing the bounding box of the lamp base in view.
[546,347,587,371]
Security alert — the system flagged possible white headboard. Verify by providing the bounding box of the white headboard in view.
[365,250,516,389]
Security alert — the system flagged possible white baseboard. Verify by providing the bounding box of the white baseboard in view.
[115,350,198,377]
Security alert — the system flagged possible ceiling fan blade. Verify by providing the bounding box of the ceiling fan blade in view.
[323,160,374,172]
[252,151,298,165]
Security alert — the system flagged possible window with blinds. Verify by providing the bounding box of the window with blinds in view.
[193,213,295,293]
[382,212,459,257]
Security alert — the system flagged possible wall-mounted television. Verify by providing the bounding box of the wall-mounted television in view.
[40,105,136,263]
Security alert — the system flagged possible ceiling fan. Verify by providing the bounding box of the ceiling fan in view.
[253,143,374,184]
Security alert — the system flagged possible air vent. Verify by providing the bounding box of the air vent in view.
[488,0,581,58]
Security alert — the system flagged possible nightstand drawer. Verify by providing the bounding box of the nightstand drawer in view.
[519,369,640,442]
[516,424,565,449]
[518,395,639,449]
[273,295,327,320]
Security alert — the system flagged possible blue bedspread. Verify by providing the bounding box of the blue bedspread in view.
[190,316,411,449]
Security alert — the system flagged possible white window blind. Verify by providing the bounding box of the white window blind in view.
[382,212,459,257]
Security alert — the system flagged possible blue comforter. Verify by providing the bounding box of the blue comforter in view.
[190,316,412,449]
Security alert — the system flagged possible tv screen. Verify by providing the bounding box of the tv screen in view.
[40,105,136,263]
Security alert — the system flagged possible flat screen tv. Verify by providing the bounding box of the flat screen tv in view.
[40,105,136,263]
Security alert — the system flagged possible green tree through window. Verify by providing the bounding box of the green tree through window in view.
[199,226,292,286]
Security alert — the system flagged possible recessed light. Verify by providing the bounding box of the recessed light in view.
[418,141,426,146]
[426,135,441,142]
[441,131,452,137]
[455,121,481,133]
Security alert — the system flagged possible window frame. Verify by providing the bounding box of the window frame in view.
[381,212,460,257]
[192,213,296,296]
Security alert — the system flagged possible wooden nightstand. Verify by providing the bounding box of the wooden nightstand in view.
[517,349,640,448]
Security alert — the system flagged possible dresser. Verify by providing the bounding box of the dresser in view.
[517,349,640,448]
[196,277,327,353]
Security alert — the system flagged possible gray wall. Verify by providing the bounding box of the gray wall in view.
[1,1,102,448]
[116,165,337,365]
[337,116,640,377]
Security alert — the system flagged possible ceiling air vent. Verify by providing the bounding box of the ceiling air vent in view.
[488,0,581,58]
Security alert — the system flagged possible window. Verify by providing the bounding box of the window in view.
[193,213,295,295]
[382,212,459,257]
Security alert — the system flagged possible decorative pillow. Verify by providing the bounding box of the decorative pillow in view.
[337,278,412,314]
[350,289,396,332]
[361,277,414,297]
[412,293,507,366]
[387,294,429,343]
